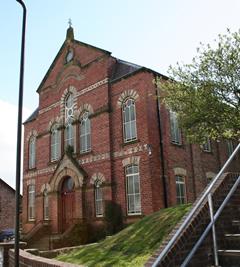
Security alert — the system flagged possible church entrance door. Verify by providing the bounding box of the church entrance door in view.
[61,176,75,232]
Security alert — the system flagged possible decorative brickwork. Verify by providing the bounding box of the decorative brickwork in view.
[22,26,239,250]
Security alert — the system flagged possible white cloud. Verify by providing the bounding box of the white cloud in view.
[0,99,31,189]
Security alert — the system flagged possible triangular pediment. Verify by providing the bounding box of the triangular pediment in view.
[37,29,111,94]
[49,153,87,192]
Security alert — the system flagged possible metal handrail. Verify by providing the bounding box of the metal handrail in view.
[152,142,240,267]
[181,174,240,266]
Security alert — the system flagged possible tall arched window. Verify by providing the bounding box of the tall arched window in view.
[95,180,103,217]
[126,164,141,215]
[64,93,74,148]
[175,176,186,204]
[29,136,36,169]
[80,112,91,153]
[170,111,182,145]
[28,184,35,221]
[122,98,137,143]
[43,189,49,220]
[51,124,60,161]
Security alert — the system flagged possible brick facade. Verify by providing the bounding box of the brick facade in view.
[22,26,238,247]
[0,179,17,231]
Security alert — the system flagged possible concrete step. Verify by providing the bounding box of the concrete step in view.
[218,249,240,267]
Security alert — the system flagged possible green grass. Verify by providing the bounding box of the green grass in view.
[56,204,191,267]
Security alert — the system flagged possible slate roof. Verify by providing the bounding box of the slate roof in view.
[24,108,39,124]
[110,59,143,82]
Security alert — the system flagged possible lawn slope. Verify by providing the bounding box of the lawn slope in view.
[56,204,191,267]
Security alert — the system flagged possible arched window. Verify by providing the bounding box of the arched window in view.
[28,184,35,221]
[170,111,182,145]
[64,93,74,148]
[51,124,60,161]
[29,136,36,169]
[125,164,141,215]
[43,189,49,220]
[175,176,186,204]
[122,98,137,143]
[80,112,91,153]
[95,180,103,217]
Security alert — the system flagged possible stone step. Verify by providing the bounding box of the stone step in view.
[218,250,240,267]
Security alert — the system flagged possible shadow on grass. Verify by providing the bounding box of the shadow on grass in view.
[56,204,191,267]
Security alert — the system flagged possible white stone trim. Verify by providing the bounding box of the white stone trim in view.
[48,116,64,131]
[60,86,78,119]
[90,173,106,185]
[26,130,38,142]
[117,89,139,108]
[38,79,108,115]
[76,78,108,97]
[122,156,140,167]
[39,101,60,115]
[26,178,35,186]
[173,167,187,176]
[206,172,216,180]
[40,183,51,193]
[76,103,94,118]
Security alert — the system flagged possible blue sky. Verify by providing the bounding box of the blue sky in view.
[0,0,240,188]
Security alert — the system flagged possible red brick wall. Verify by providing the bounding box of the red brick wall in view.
[0,181,16,230]
[22,35,239,241]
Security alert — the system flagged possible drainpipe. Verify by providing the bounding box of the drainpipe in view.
[155,76,168,208]
[15,1,27,266]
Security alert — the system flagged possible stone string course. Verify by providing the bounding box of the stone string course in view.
[24,144,148,179]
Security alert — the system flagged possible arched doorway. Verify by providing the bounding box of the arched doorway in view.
[61,176,75,232]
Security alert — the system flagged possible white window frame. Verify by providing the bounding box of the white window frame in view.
[95,181,103,217]
[226,140,234,157]
[122,98,137,143]
[202,138,211,152]
[126,164,141,215]
[64,124,74,148]
[29,136,36,169]
[80,112,91,153]
[175,175,186,205]
[43,189,49,220]
[170,111,182,145]
[51,125,60,161]
[28,184,35,221]
[64,93,74,149]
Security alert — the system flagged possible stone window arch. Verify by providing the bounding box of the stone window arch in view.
[117,89,139,108]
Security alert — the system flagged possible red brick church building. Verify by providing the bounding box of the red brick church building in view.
[22,26,237,248]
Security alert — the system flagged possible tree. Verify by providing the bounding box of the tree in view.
[157,29,240,143]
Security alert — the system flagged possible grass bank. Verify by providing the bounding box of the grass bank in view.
[56,204,191,267]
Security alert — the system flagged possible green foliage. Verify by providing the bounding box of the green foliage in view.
[56,204,191,267]
[157,29,240,143]
[104,200,123,235]
[65,145,74,155]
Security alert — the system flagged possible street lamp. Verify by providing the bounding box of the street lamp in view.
[15,1,26,266]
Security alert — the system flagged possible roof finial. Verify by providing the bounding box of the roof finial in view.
[68,18,72,28]
[66,18,74,41]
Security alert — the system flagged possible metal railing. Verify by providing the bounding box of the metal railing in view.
[152,143,240,267]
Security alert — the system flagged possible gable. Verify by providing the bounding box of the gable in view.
[37,27,111,94]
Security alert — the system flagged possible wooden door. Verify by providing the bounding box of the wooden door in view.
[61,176,75,232]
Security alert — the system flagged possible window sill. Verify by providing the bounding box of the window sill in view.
[122,139,140,147]
[79,150,92,157]
[127,212,142,217]
[27,219,36,224]
[202,150,212,154]
[48,160,59,166]
[27,167,37,172]
[171,141,183,147]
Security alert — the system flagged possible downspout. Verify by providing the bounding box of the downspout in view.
[154,76,168,208]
